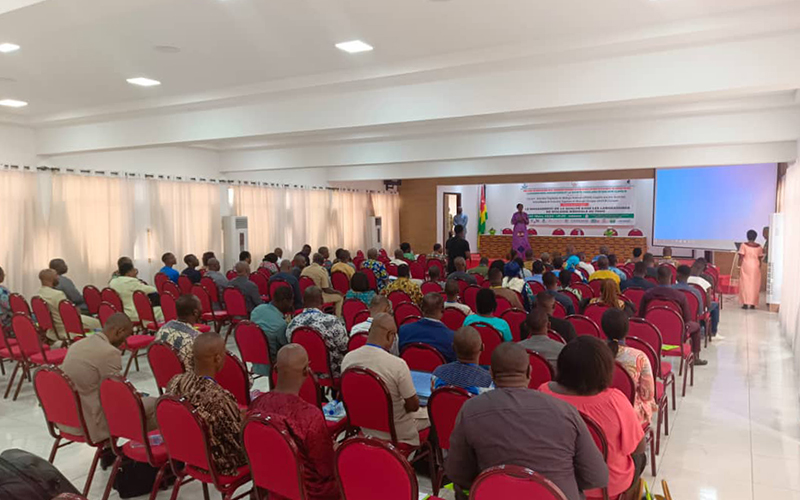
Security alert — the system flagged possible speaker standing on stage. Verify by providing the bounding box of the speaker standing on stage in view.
[511,203,532,256]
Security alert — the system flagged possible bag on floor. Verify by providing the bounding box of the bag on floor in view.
[113,456,161,499]
[0,448,80,500]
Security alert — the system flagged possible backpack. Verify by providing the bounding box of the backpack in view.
[0,448,80,500]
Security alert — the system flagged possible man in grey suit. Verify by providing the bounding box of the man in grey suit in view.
[228,261,263,313]
[50,258,88,314]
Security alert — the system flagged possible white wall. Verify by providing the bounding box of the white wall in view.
[39,146,222,178]
[0,123,36,166]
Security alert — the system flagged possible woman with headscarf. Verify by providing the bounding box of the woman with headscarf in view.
[501,260,535,311]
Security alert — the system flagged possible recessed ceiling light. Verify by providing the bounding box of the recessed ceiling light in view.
[0,43,20,53]
[0,77,17,83]
[335,40,373,54]
[0,99,28,108]
[127,77,161,87]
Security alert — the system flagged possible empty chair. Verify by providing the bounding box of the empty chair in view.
[427,387,471,493]
[645,307,694,397]
[234,320,272,378]
[343,299,368,331]
[133,291,163,332]
[393,302,422,326]
[583,303,610,329]
[421,281,443,295]
[242,414,310,500]
[31,296,57,337]
[566,315,602,338]
[192,284,228,332]
[495,296,512,315]
[154,272,170,295]
[97,302,118,327]
[9,293,31,317]
[331,271,351,295]
[178,275,193,295]
[162,280,181,299]
[442,307,467,331]
[291,326,339,390]
[470,465,569,500]
[160,291,178,322]
[146,341,185,395]
[82,285,102,316]
[58,300,90,344]
[8,314,68,400]
[462,285,481,311]
[100,288,124,314]
[388,290,413,310]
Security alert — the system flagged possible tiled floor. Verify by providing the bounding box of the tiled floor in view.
[1,296,798,499]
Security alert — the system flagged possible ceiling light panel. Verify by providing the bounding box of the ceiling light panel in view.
[127,77,161,87]
[0,99,28,107]
[0,43,20,53]
[335,40,373,53]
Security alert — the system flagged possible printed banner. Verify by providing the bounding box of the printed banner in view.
[520,180,636,226]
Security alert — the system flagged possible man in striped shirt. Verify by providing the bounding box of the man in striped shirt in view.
[431,326,493,395]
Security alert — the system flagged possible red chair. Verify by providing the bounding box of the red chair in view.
[162,280,181,299]
[1,323,26,399]
[200,276,221,305]
[299,276,316,297]
[388,290,413,310]
[243,414,310,499]
[234,321,272,378]
[249,272,269,299]
[678,288,710,347]
[500,308,526,341]
[408,262,425,280]
[427,259,445,274]
[528,281,546,295]
[121,330,155,377]
[33,366,107,496]
[394,302,422,326]
[463,285,481,312]
[58,300,91,344]
[645,307,694,397]
[442,307,467,331]
[353,309,370,327]
[335,437,444,500]
[583,303,610,329]
[156,396,252,500]
[645,275,659,286]
[547,329,566,344]
[627,336,670,455]
[622,287,645,314]
[552,300,568,319]
[216,351,251,409]
[99,377,169,500]
[193,284,228,332]
[470,322,503,365]
[9,292,32,317]
[501,228,513,235]
[628,229,644,236]
[527,228,538,235]
[645,298,681,316]
[226,269,238,280]
[178,275,194,295]
[427,387,471,493]
[400,343,446,372]
[572,282,593,299]
[147,341,185,395]
[360,268,378,290]
[566,314,602,338]
[474,274,486,286]
[399,315,421,327]
[154,272,170,295]
[611,363,656,477]
[470,465,568,500]
[331,271,351,295]
[9,314,68,400]
[133,290,163,332]
[588,279,604,297]
[561,289,581,313]
[223,287,249,340]
[421,281,443,295]
[160,291,178,322]
[495,295,512,314]
[552,228,566,235]
[83,285,102,316]
[580,412,613,500]
[343,299,368,332]
[291,326,340,390]
[659,264,677,284]
[269,279,292,301]
[570,272,584,284]
[526,350,555,390]
[348,332,368,351]
[570,228,585,236]
[454,279,470,296]
[386,263,399,277]
[628,318,675,410]
[97,302,117,327]
[31,296,57,337]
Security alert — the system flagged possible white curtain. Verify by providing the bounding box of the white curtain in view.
[372,192,401,251]
[0,170,45,297]
[779,162,800,365]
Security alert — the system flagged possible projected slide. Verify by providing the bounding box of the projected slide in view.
[653,164,777,250]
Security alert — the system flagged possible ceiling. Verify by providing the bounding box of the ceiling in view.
[0,0,795,121]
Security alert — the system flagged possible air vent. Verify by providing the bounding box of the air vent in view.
[235,217,248,230]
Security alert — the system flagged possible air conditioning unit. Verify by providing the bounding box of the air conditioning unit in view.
[367,216,382,249]
[222,216,248,272]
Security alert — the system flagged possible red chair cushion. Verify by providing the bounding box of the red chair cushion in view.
[125,335,155,350]
[194,324,212,333]
[326,418,347,438]
[662,344,692,358]
[30,348,68,365]
[395,427,431,457]
[655,381,664,400]
[185,464,250,487]
[122,430,169,465]
[0,346,22,359]
[660,362,673,378]
[202,311,229,321]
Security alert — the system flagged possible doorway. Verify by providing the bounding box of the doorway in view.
[443,192,461,244]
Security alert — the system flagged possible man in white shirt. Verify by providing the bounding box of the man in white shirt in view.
[443,280,472,315]
[351,295,398,355]
[109,262,163,323]
[689,259,720,338]
[390,249,407,267]
[576,252,596,278]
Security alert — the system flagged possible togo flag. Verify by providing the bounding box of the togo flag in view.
[478,184,487,234]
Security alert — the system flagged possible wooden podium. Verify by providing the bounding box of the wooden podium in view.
[478,235,648,260]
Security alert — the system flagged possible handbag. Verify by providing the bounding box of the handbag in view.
[112,457,160,499]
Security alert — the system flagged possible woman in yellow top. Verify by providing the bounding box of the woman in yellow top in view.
[589,279,626,310]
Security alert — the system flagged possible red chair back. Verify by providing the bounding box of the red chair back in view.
[646,298,681,316]
[190,284,214,316]
[626,336,661,382]
[101,288,124,312]
[343,299,368,331]
[291,327,334,381]
[249,273,269,296]
[162,281,180,299]
[400,343,446,372]
[154,272,169,295]
[387,291,412,310]
[336,437,419,500]
[235,321,272,367]
[399,315,421,327]
[659,264,677,284]
[13,314,48,361]
[690,284,710,309]
[627,318,664,358]
[243,414,306,499]
[98,302,118,327]
[622,287,645,314]
[588,280,605,297]
[581,412,609,461]
[226,270,238,280]
[147,341,185,392]
[331,272,351,295]
[393,302,422,326]
[612,362,636,405]
[644,307,685,348]
[176,275,192,295]
[570,282,591,299]
[200,276,220,304]
[10,293,31,317]
[58,300,86,338]
[299,276,315,297]
[340,368,396,441]
[547,330,566,344]
[679,289,702,322]
[82,285,102,315]
[463,285,481,312]
[552,300,567,319]
[223,287,248,317]
[442,308,467,331]
[528,281,546,295]
[348,332,368,352]
[426,259,444,275]
[495,296,512,315]
[360,268,377,290]
[428,387,471,451]
[645,276,659,286]
[566,314,602,338]
[583,303,610,329]
[133,290,157,327]
[270,368,322,408]
[155,396,213,473]
[31,296,55,333]
[353,310,370,326]
[552,228,565,235]
[471,322,503,365]
[628,229,644,236]
[420,281,442,295]
[561,289,581,312]
[500,308,526,341]
[454,279,470,296]
[408,262,425,280]
[526,350,555,390]
[470,465,569,500]
[386,263,398,277]
[269,279,292,301]
[501,228,513,235]
[215,351,251,407]
[100,376,158,463]
[34,366,98,444]
[160,292,178,322]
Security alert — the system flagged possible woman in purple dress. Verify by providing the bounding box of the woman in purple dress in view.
[511,203,532,256]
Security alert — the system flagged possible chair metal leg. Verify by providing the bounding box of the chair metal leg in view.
[12,364,28,401]
[670,376,676,411]
[655,409,663,455]
[169,474,183,500]
[681,361,690,397]
[48,436,62,463]
[3,361,20,399]
[149,464,168,500]
[83,446,103,496]
[649,429,657,477]
[663,398,669,436]
[202,482,211,500]
[134,353,140,372]
[123,349,137,377]
[0,358,5,376]
[101,455,123,500]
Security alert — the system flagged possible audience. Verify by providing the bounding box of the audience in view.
[467,256,489,278]
[182,254,202,284]
[291,254,307,279]
[445,224,471,274]
[627,247,643,264]
[341,313,429,446]
[642,253,658,278]
[362,248,390,291]
[659,246,675,265]
[240,251,252,265]
[166,332,248,477]
[228,261,263,313]
[390,249,407,267]
[331,250,356,279]
[269,260,303,310]
[381,264,423,305]
[602,308,657,426]
[259,253,280,275]
[463,288,512,342]
[620,262,655,291]
[592,245,610,263]
[431,326,493,395]
[159,252,180,283]
[639,266,706,366]
[551,256,563,276]
[156,294,204,369]
[427,243,445,262]
[543,271,575,315]
[527,260,545,285]
[559,269,583,301]
[201,251,216,271]
[689,259,720,338]
[426,265,446,289]
[274,247,285,266]
[204,258,229,302]
[302,253,344,316]
[518,308,565,366]
[249,345,339,500]
[447,256,477,285]
[446,342,608,500]
[250,286,295,375]
[401,242,415,261]
[318,246,333,272]
[540,252,552,270]
[589,256,621,285]
[487,267,523,310]
[398,293,456,362]
[287,287,349,377]
[350,295,399,356]
[522,248,536,273]
[674,264,719,338]
[300,244,313,259]
[607,254,627,282]
[576,252,595,277]
[345,272,376,307]
[0,266,10,331]
[443,279,472,315]
[503,261,534,310]
[589,279,626,310]
[541,336,645,499]
[534,292,577,343]
[110,262,163,324]
[48,258,88,314]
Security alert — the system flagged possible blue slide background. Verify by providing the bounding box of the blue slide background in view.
[654,164,777,248]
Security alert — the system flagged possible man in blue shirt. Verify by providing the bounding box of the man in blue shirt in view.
[542,271,575,315]
[432,326,493,395]
[620,262,656,291]
[250,285,295,375]
[399,293,456,362]
[672,265,704,316]
[607,254,627,282]
[159,252,180,283]
[453,207,468,236]
[269,260,303,310]
[591,245,609,263]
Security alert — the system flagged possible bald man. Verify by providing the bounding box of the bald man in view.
[36,269,101,344]
[398,292,455,362]
[341,313,430,446]
[361,248,389,291]
[228,260,263,312]
[431,326,493,395]
[204,257,229,304]
[249,345,339,500]
[269,259,303,310]
[49,258,88,313]
[301,253,344,316]
[167,332,247,477]
[447,257,477,285]
[446,343,608,500]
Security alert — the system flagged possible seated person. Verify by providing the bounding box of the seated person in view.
[487,267,524,310]
[0,266,10,331]
[287,287,349,377]
[361,248,390,292]
[627,247,643,264]
[61,313,156,443]
[526,260,545,285]
[427,243,446,262]
[398,293,456,362]
[381,264,423,305]
[228,261,263,313]
[38,269,101,344]
[607,254,627,282]
[589,256,621,285]
[534,292,577,343]
[642,253,658,278]
[522,249,536,273]
[543,271,575,315]
[658,246,676,265]
[331,250,356,278]
[345,272,376,306]
[156,294,204,369]
[259,253,280,275]
[201,251,216,272]
[291,253,307,279]
[110,262,163,324]
[576,252,596,278]
[431,326,493,395]
[504,260,535,311]
[426,265,446,289]
[110,256,132,281]
[159,252,180,283]
[250,286,295,375]
[620,262,655,291]
[167,332,248,477]
[689,259,720,338]
[446,343,608,500]
[463,288,512,342]
[341,313,429,446]
[390,249,407,267]
[467,257,489,278]
[540,252,552,270]
[274,248,285,266]
[551,256,563,276]
[401,242,415,261]
[518,308,565,366]
[541,337,645,499]
[443,279,472,315]
[301,253,344,316]
[249,345,339,500]
[602,309,657,426]
[318,246,333,272]
[204,258,229,304]
[270,260,303,310]
[181,254,202,284]
[589,279,626,310]
[49,258,88,313]
[350,295,398,355]
[672,264,704,315]
[592,245,610,263]
[446,257,478,285]
[559,269,583,301]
